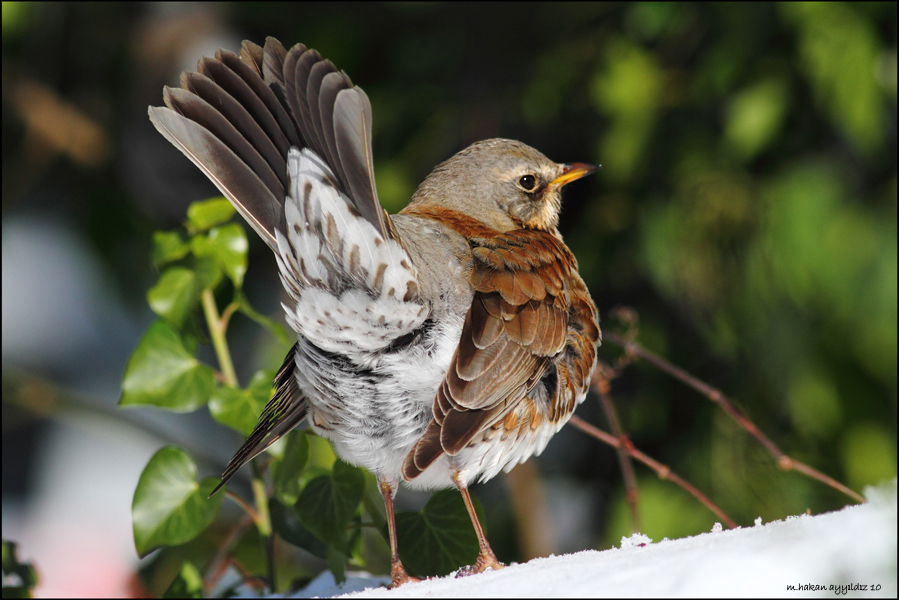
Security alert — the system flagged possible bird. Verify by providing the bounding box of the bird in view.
[149,37,600,587]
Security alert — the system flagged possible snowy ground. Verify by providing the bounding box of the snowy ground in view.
[296,480,897,598]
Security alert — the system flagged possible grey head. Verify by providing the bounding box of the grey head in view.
[406,138,596,232]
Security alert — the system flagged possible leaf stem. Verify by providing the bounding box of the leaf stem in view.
[220,301,239,332]
[202,288,275,588]
[251,474,276,591]
[201,289,238,387]
[251,476,272,538]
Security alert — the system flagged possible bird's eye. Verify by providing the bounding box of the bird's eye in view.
[519,174,537,191]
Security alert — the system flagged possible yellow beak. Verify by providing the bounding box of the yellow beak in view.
[550,163,598,188]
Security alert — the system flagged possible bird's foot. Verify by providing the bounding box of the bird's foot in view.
[455,550,506,577]
[388,562,422,588]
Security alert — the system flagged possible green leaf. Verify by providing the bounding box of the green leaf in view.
[120,320,216,411]
[327,544,347,585]
[162,562,204,598]
[209,224,248,287]
[208,370,273,436]
[295,460,365,551]
[272,431,310,506]
[192,254,223,292]
[151,230,191,268]
[395,488,482,577]
[147,267,201,329]
[191,224,248,288]
[270,498,328,558]
[325,515,363,585]
[132,447,223,557]
[186,198,235,231]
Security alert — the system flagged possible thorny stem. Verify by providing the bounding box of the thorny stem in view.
[603,331,865,505]
[593,364,641,532]
[569,415,738,529]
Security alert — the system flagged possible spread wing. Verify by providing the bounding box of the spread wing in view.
[148,36,397,250]
[403,228,598,479]
[148,37,413,494]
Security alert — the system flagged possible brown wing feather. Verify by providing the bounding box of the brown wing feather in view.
[148,37,397,250]
[261,37,288,88]
[402,207,597,480]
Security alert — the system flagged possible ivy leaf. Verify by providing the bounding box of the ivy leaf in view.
[147,267,201,329]
[209,224,248,287]
[326,515,363,586]
[120,321,216,411]
[270,498,328,559]
[208,370,273,436]
[132,447,223,557]
[295,460,365,551]
[162,562,203,598]
[192,254,223,292]
[272,431,310,506]
[151,230,191,268]
[191,224,247,288]
[327,544,347,585]
[395,488,483,577]
[186,198,235,231]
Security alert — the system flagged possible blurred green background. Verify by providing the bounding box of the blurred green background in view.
[2,2,895,595]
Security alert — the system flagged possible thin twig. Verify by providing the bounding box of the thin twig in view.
[224,490,259,524]
[203,513,255,595]
[224,556,269,592]
[603,331,864,504]
[569,415,738,528]
[592,364,641,532]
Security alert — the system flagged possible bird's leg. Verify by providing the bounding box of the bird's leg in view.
[378,478,421,588]
[452,471,506,575]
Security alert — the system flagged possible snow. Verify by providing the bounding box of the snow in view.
[293,480,897,598]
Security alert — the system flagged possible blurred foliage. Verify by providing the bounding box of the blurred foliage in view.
[2,540,39,599]
[2,1,895,593]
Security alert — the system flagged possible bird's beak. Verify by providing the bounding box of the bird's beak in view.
[550,163,598,188]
